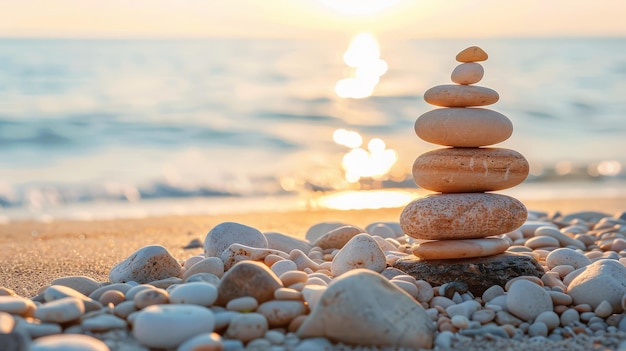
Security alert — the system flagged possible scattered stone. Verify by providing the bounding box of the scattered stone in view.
[297,269,435,349]
[224,312,268,343]
[109,245,182,284]
[313,225,363,250]
[330,233,386,276]
[132,304,215,349]
[169,282,218,306]
[30,334,109,351]
[265,232,313,253]
[568,259,626,312]
[49,276,100,297]
[34,297,85,323]
[216,261,283,306]
[506,279,553,321]
[204,222,268,258]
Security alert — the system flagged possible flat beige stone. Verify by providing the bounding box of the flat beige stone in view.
[400,193,527,240]
[412,147,529,192]
[424,85,498,107]
[415,108,512,147]
[456,46,488,62]
[412,238,509,260]
[451,63,484,85]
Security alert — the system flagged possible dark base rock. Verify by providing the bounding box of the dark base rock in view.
[393,252,544,296]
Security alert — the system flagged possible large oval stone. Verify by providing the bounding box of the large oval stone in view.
[424,84,498,107]
[297,269,435,349]
[412,147,529,193]
[109,245,182,284]
[216,261,283,306]
[568,259,626,313]
[400,193,527,240]
[204,222,268,258]
[415,108,512,147]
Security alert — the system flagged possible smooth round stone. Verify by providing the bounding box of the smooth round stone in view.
[176,332,222,351]
[535,226,585,250]
[109,245,182,284]
[535,311,560,330]
[257,300,307,327]
[226,296,258,312]
[305,222,349,243]
[265,232,313,254]
[330,233,386,276]
[413,238,509,260]
[271,259,298,278]
[525,236,560,250]
[204,222,268,258]
[50,276,101,296]
[424,84,499,107]
[30,334,109,351]
[313,225,363,250]
[506,279,553,322]
[297,269,436,349]
[169,282,218,306]
[400,193,528,240]
[34,297,85,323]
[134,288,169,309]
[456,46,488,62]
[0,296,36,317]
[568,259,626,312]
[451,63,484,85]
[216,261,283,306]
[224,312,268,343]
[412,148,529,193]
[545,248,591,270]
[81,314,127,332]
[415,108,512,147]
[44,285,101,312]
[182,257,225,281]
[133,304,215,349]
[0,311,14,333]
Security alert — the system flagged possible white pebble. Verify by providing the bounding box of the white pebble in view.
[169,282,218,306]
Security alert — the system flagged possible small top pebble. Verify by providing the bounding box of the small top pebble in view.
[456,46,488,62]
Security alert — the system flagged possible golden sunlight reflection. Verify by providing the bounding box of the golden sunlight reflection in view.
[334,129,397,183]
[335,33,388,99]
[316,190,418,210]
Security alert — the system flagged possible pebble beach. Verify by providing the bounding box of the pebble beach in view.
[1,197,626,351]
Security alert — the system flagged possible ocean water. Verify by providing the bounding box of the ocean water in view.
[1,37,625,221]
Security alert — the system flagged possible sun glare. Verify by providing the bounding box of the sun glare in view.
[335,33,388,99]
[317,0,403,15]
[316,190,418,210]
[334,129,397,183]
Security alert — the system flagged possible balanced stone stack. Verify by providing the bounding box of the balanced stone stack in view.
[400,46,529,261]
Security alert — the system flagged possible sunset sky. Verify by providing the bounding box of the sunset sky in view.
[2,0,626,39]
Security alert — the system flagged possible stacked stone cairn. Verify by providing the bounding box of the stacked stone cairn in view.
[400,46,530,260]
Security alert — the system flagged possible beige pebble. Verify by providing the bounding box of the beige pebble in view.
[415,280,435,303]
[541,272,567,291]
[274,288,302,300]
[99,290,125,306]
[226,296,258,312]
[412,147,528,193]
[221,243,288,271]
[313,225,364,250]
[451,63,484,85]
[536,226,585,250]
[550,264,576,278]
[560,308,580,326]
[306,277,328,286]
[424,84,498,107]
[549,291,573,306]
[183,255,204,268]
[177,332,223,351]
[507,280,553,322]
[525,236,560,249]
[456,46,488,62]
[482,285,505,303]
[413,238,509,260]
[89,283,133,301]
[330,233,386,276]
[301,285,326,311]
[50,276,101,297]
[109,245,182,284]
[535,310,560,330]
[545,248,591,270]
[81,313,127,332]
[257,300,307,328]
[225,312,268,343]
[204,221,267,258]
[134,288,169,309]
[279,270,308,287]
[270,259,298,277]
[113,300,137,319]
[169,282,218,307]
[392,280,419,298]
[595,300,613,318]
[0,311,15,333]
[504,276,543,291]
[182,257,225,281]
[30,334,109,351]
[35,297,85,323]
[289,249,320,271]
[400,193,527,240]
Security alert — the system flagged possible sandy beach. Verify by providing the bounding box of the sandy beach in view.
[2,196,626,350]
[2,196,626,298]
